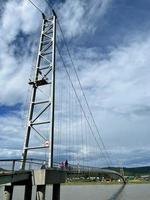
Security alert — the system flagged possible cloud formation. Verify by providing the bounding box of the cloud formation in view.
[0,0,43,106]
[0,0,150,167]
[57,0,113,38]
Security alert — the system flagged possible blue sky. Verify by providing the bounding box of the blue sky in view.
[0,0,150,167]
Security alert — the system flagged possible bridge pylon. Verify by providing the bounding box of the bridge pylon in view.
[21,10,56,170]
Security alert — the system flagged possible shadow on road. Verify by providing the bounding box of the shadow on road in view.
[107,184,126,200]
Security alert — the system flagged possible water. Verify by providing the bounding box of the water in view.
[0,184,150,200]
[61,184,150,200]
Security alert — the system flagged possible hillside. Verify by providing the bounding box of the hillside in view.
[108,166,150,176]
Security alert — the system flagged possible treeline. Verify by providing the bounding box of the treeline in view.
[107,166,150,176]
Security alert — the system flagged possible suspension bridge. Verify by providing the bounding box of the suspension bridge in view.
[0,1,126,200]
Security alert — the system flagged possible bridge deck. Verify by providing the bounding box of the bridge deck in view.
[0,168,126,185]
[0,171,31,185]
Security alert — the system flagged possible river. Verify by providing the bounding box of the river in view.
[0,184,150,199]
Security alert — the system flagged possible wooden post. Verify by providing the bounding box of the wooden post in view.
[36,185,46,200]
[52,184,60,200]
[3,186,13,200]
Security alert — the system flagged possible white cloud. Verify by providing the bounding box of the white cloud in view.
[109,147,150,167]
[1,0,41,42]
[57,0,113,38]
[77,36,150,116]
[0,113,24,152]
[0,0,43,106]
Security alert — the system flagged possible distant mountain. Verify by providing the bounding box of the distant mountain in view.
[0,168,7,171]
[107,166,150,176]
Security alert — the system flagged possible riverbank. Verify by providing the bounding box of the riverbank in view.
[63,180,150,185]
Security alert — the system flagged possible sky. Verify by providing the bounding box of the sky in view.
[0,0,150,168]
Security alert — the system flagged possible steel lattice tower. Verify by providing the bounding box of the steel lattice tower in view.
[21,11,56,169]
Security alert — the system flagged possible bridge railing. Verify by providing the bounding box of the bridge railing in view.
[0,158,47,172]
[0,159,122,175]
[55,163,117,174]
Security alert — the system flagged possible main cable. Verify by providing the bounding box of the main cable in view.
[27,0,44,15]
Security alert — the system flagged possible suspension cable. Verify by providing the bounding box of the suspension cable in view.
[43,0,113,166]
[56,20,113,166]
[57,46,111,166]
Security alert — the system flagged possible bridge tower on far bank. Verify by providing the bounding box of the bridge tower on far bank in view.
[21,10,56,169]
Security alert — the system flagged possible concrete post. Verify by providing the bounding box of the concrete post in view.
[3,186,13,200]
[52,184,60,200]
[36,185,46,200]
